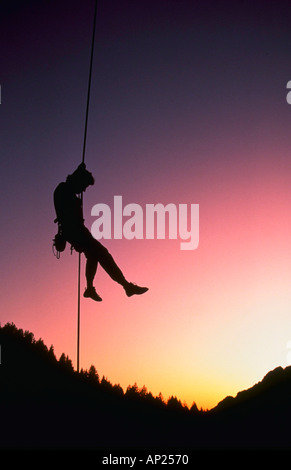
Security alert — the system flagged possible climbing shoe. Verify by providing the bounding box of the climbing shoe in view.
[84,286,102,302]
[124,282,149,297]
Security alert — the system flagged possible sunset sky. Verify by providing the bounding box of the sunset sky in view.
[2,0,291,411]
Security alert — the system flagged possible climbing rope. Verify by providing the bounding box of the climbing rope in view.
[77,0,98,373]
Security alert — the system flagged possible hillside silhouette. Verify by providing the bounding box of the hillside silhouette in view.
[1,322,291,449]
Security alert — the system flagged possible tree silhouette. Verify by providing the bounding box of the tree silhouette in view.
[58,353,74,372]
[48,345,57,363]
[125,382,140,400]
[2,322,291,449]
[87,364,99,385]
[190,401,200,414]
[167,395,184,411]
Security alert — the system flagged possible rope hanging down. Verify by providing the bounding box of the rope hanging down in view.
[82,0,98,165]
[77,0,98,373]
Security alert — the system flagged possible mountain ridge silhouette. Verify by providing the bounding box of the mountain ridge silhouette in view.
[1,322,291,449]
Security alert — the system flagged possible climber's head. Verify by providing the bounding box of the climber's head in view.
[66,163,95,193]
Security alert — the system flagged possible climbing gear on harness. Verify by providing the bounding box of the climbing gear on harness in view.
[52,221,66,259]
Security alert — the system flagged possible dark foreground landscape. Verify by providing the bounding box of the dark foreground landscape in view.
[1,322,291,451]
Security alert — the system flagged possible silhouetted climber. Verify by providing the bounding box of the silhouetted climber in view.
[54,163,149,302]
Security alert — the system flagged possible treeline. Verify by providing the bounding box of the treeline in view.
[0,322,203,415]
